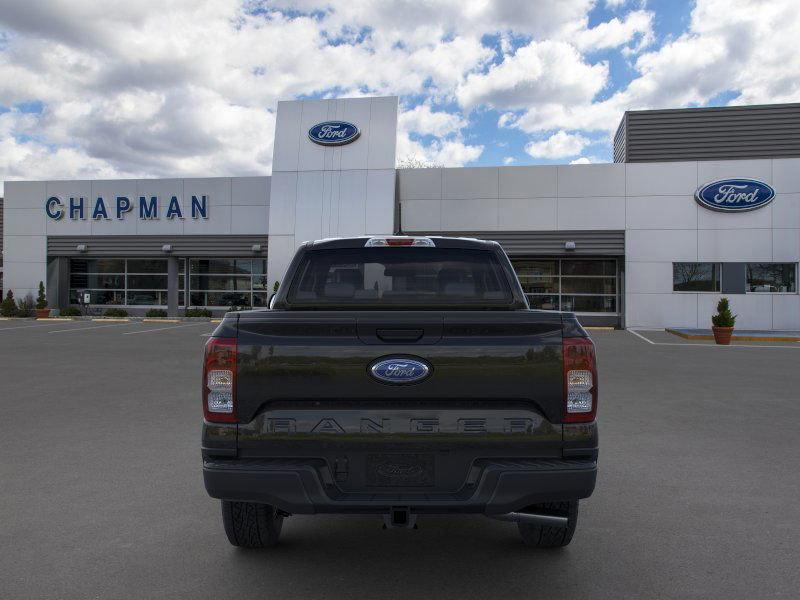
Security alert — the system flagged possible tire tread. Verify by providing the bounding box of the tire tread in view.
[517,500,579,548]
[221,500,283,548]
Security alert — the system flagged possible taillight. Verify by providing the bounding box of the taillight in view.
[203,337,237,423]
[563,337,597,423]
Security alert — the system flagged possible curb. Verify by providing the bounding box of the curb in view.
[91,318,131,323]
[666,328,800,343]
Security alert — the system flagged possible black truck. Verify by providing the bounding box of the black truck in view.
[202,236,598,548]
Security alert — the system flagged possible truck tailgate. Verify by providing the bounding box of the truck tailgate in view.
[234,310,564,424]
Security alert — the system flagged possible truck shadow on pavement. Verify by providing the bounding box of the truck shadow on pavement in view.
[212,515,627,599]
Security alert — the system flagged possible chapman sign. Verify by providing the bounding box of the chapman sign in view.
[45,195,209,221]
[308,121,360,146]
[695,179,775,212]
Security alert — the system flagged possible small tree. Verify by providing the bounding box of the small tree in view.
[16,293,36,317]
[396,155,444,169]
[711,297,736,328]
[273,280,280,293]
[36,281,47,310]
[1,290,17,317]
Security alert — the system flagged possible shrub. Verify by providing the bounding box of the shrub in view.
[36,281,47,310]
[185,307,212,318]
[711,297,736,328]
[104,308,129,318]
[145,309,168,318]
[61,307,82,317]
[16,293,36,317]
[1,290,17,317]
[227,304,251,312]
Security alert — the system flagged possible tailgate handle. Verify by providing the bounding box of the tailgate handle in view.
[376,328,424,343]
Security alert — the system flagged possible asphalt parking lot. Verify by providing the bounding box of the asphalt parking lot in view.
[1,320,799,599]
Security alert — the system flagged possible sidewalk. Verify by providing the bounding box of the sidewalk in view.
[666,328,800,342]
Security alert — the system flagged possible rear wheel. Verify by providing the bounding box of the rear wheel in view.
[221,501,284,548]
[517,501,579,548]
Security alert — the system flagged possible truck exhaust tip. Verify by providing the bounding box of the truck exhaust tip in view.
[490,511,569,528]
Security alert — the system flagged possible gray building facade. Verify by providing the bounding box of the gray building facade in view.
[615,103,800,163]
[2,98,799,330]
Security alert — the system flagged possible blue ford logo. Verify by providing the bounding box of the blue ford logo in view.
[369,357,431,385]
[308,121,360,146]
[695,179,775,212]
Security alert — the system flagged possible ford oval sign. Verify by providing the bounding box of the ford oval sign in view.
[369,357,431,385]
[695,179,775,212]
[308,121,360,146]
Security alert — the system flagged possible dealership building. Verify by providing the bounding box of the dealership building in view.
[2,97,800,329]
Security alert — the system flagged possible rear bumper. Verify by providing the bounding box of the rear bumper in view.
[203,457,597,515]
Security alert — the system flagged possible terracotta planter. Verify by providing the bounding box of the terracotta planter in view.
[712,326,734,345]
[35,308,51,318]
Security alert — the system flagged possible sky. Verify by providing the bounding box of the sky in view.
[1,0,799,194]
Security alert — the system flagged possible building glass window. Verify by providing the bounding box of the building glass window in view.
[746,263,797,293]
[673,263,721,292]
[512,258,618,314]
[188,258,269,308]
[69,258,185,306]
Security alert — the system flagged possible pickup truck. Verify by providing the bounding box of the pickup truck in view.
[202,236,598,548]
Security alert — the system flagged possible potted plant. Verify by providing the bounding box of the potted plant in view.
[35,281,50,318]
[711,297,736,345]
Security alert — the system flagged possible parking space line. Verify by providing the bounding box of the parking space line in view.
[0,322,81,332]
[47,322,136,334]
[627,329,656,344]
[123,322,210,335]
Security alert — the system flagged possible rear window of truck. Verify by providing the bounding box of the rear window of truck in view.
[285,248,514,308]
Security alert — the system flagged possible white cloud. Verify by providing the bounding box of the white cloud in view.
[457,40,608,110]
[396,102,481,166]
[571,10,653,52]
[0,0,798,190]
[505,0,800,138]
[569,155,606,164]
[525,130,589,159]
[396,132,483,167]
[398,104,466,137]
[503,156,515,165]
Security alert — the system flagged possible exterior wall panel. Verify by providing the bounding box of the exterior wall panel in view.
[268,96,398,286]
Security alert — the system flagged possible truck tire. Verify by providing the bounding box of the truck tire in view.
[221,501,284,548]
[517,501,578,548]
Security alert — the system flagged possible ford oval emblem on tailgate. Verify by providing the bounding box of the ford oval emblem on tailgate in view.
[369,357,431,384]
